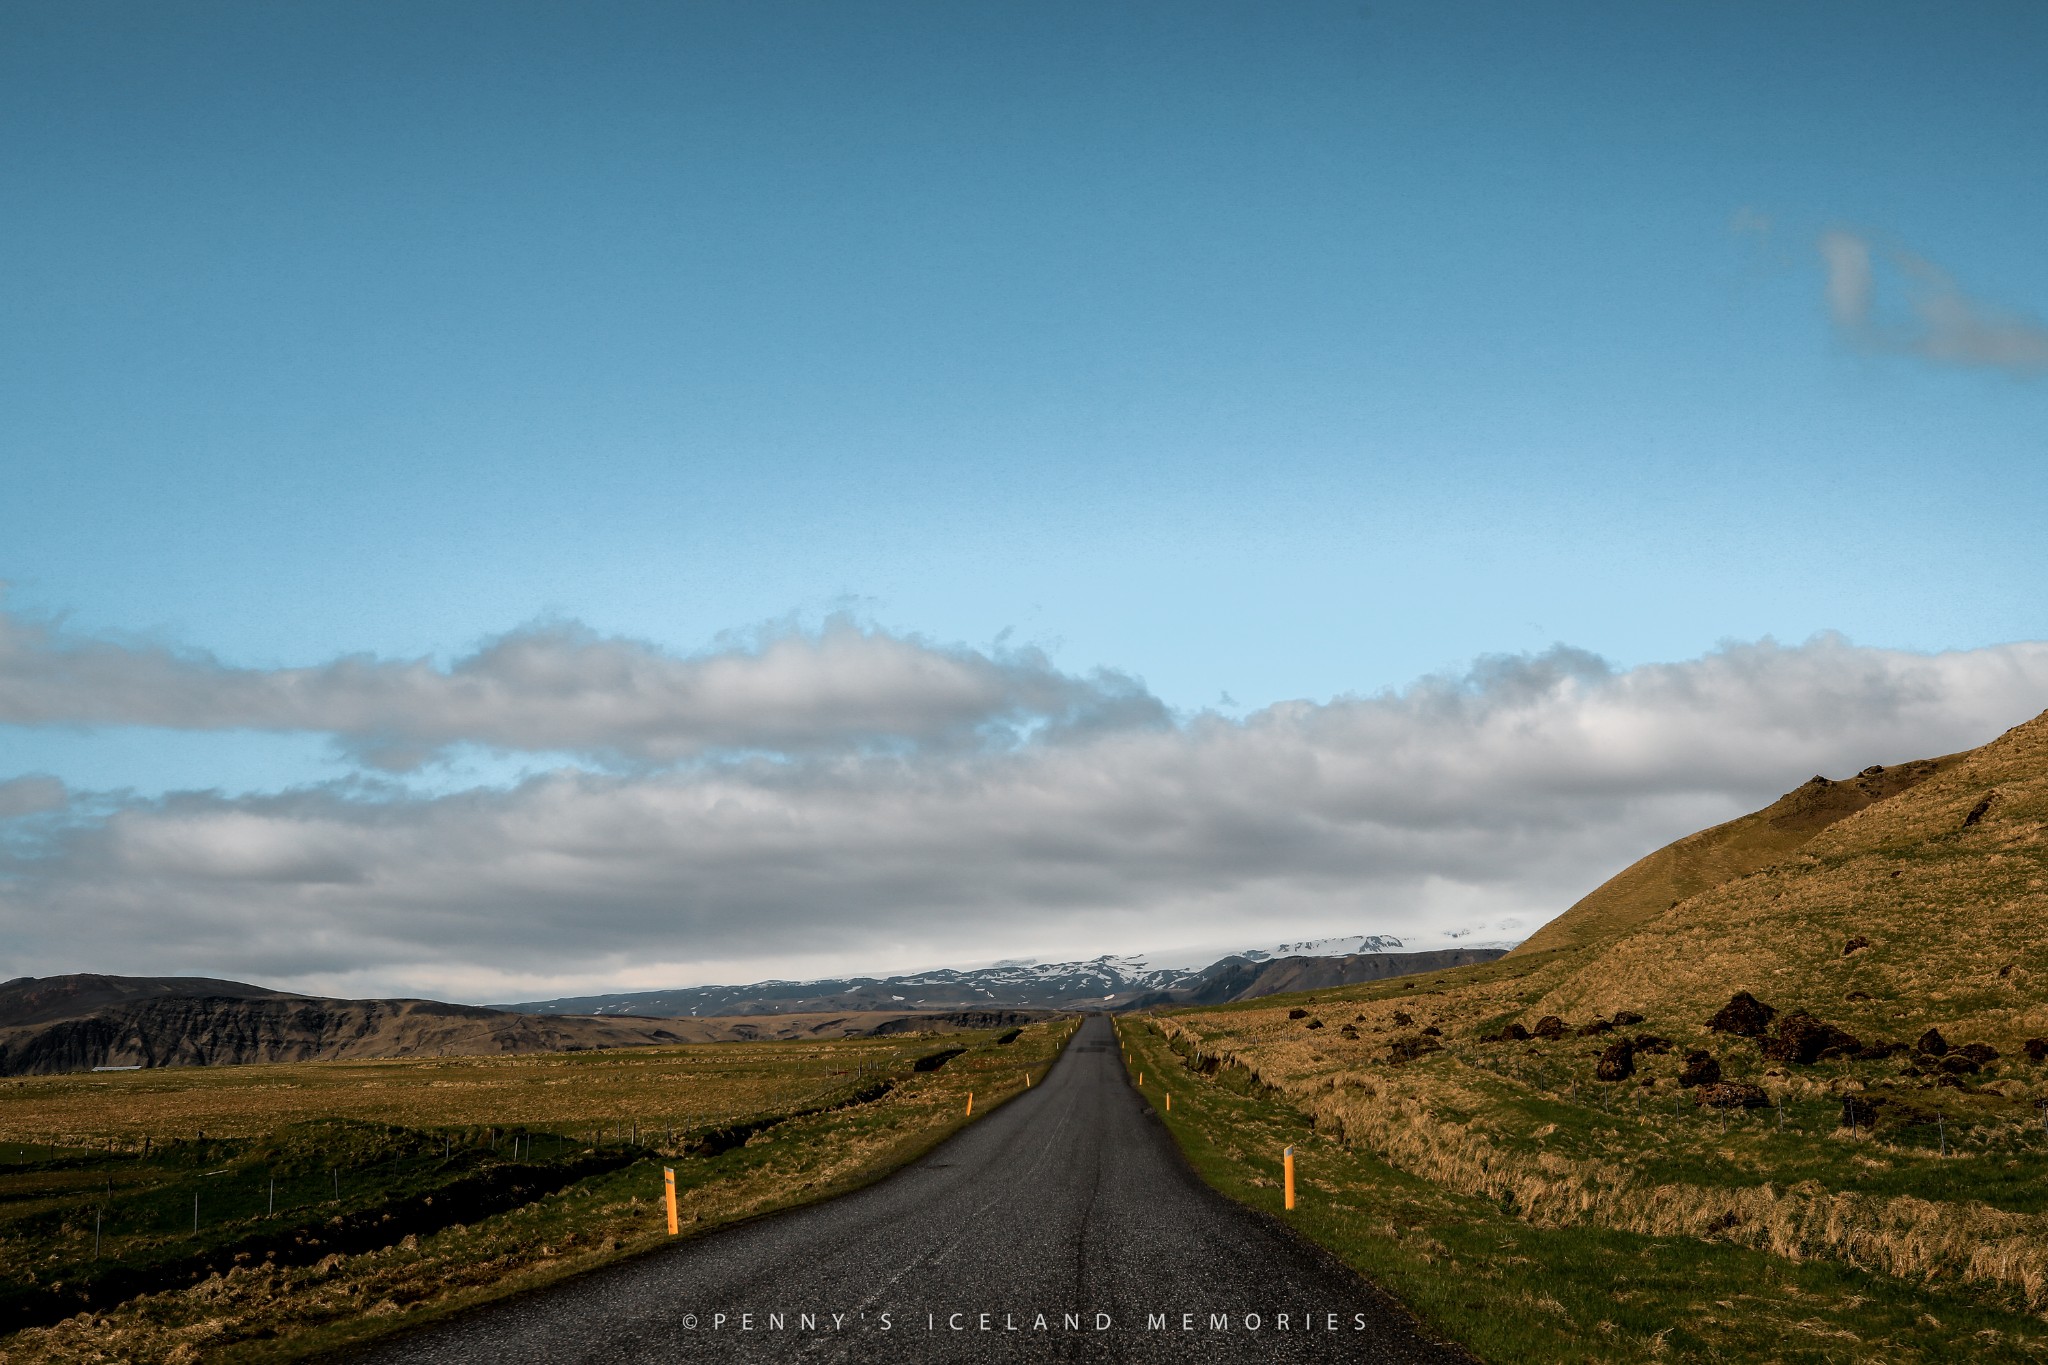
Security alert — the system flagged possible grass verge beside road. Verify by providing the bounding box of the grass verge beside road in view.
[1115,1011,2048,1364]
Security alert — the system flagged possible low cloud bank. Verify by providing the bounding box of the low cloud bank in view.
[5,629,2045,1000]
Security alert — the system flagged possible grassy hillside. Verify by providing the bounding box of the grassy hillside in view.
[1135,706,2048,1363]
[1533,712,2044,1042]
[1512,755,1954,959]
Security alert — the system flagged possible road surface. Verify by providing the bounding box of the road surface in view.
[354,1014,1471,1363]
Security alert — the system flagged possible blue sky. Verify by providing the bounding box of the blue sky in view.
[3,3,2046,993]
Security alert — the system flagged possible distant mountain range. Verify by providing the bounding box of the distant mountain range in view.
[0,935,1512,1076]
[494,934,1512,1017]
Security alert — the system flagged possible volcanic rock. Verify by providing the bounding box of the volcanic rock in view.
[1388,1034,1442,1064]
[1678,1051,1722,1087]
[2024,1038,2048,1063]
[1707,992,1777,1038]
[1531,1015,1567,1040]
[1761,1011,1862,1066]
[1595,1039,1635,1082]
[1916,1028,1949,1057]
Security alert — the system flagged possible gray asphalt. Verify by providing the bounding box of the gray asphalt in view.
[354,1014,1471,1364]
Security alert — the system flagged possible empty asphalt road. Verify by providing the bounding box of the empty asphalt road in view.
[356,1014,1471,1364]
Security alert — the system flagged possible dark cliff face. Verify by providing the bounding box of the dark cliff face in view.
[1120,948,1510,1010]
[1226,948,1507,1000]
[0,982,696,1077]
[4,998,420,1073]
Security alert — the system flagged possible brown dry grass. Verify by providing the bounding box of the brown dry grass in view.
[0,1038,915,1148]
[1121,1015,2048,1364]
[1158,1013,2048,1309]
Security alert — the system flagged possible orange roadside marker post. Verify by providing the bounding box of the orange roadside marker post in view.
[1283,1146,1296,1211]
[1165,1093,1172,1112]
[664,1167,679,1235]
[966,1091,974,1117]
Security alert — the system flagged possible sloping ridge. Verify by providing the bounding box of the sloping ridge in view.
[1512,754,1959,960]
[1531,706,2048,1037]
[0,974,301,1029]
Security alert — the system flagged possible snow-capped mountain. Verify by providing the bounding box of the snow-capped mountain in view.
[494,933,1512,1019]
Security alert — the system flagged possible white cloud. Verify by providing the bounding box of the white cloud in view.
[5,633,2045,1000]
[1819,229,2048,376]
[0,606,1165,768]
